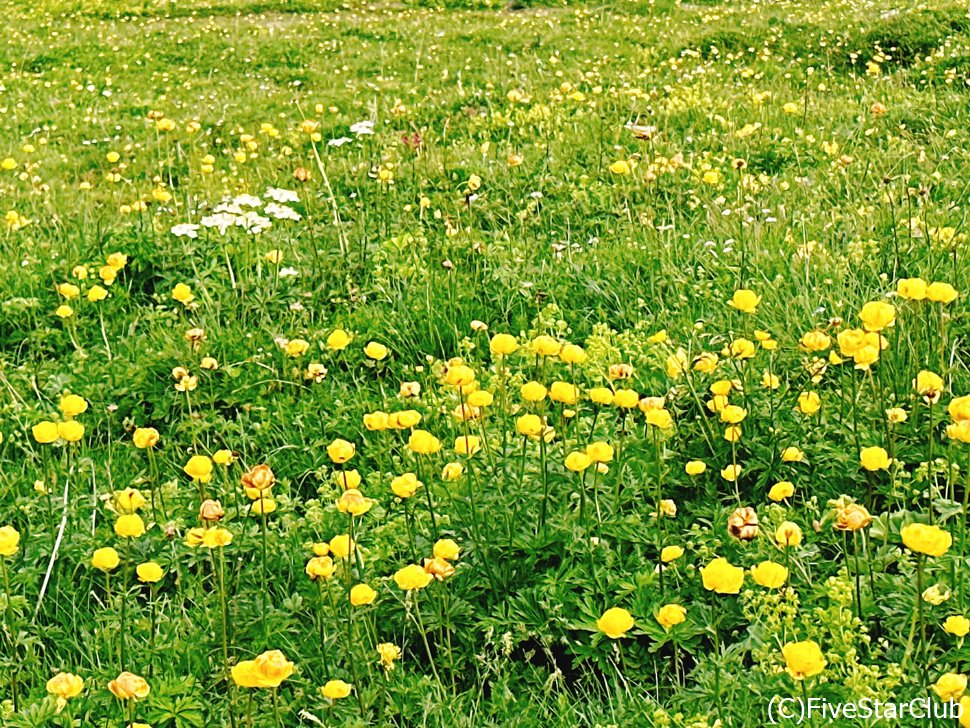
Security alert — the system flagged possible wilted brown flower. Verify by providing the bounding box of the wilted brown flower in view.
[727,507,760,541]
[834,502,872,532]
[199,499,225,522]
[241,464,275,493]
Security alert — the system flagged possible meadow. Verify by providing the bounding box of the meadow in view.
[0,0,969,724]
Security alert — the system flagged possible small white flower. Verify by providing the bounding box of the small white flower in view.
[199,213,236,234]
[328,136,352,147]
[278,267,299,277]
[170,223,199,239]
[264,203,302,221]
[349,120,375,136]
[235,211,272,234]
[265,187,299,203]
[232,194,262,208]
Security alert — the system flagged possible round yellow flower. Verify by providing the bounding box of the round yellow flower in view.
[781,640,826,680]
[326,329,351,350]
[114,514,146,539]
[932,672,967,702]
[943,615,970,638]
[394,564,433,591]
[685,460,707,476]
[0,526,21,557]
[727,288,760,313]
[183,455,213,483]
[327,438,356,464]
[775,521,803,548]
[597,607,634,639]
[132,427,160,448]
[859,446,890,471]
[364,341,389,360]
[57,420,84,442]
[489,333,517,356]
[901,523,952,557]
[32,421,60,444]
[433,538,460,561]
[350,583,377,606]
[858,301,895,332]
[108,672,150,700]
[321,679,352,700]
[59,394,87,418]
[92,547,120,571]
[656,604,686,631]
[700,558,744,594]
[751,560,788,589]
[768,481,794,502]
[136,561,164,583]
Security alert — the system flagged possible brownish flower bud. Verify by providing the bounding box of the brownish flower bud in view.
[294,167,311,182]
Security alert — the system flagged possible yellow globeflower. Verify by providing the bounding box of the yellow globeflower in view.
[859,446,890,471]
[350,584,377,606]
[326,329,351,350]
[0,526,20,557]
[858,301,895,332]
[59,394,87,418]
[775,521,803,548]
[656,604,686,631]
[32,421,60,444]
[751,561,788,589]
[107,672,150,700]
[896,277,927,301]
[326,438,356,464]
[321,679,353,700]
[46,672,84,710]
[57,421,84,442]
[114,514,146,539]
[727,288,760,313]
[394,564,433,591]
[597,607,634,639]
[364,341,389,360]
[136,561,164,583]
[92,547,120,571]
[932,672,967,702]
[901,523,952,557]
[943,616,970,638]
[781,640,826,680]
[183,455,213,483]
[700,558,744,594]
[132,427,160,449]
[768,481,794,502]
[489,333,517,356]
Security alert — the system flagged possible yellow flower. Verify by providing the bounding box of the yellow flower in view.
[645,408,674,429]
[700,558,744,594]
[334,470,362,490]
[781,447,805,463]
[943,616,970,638]
[927,281,958,304]
[588,387,614,405]
[858,301,895,332]
[727,288,760,313]
[59,394,87,418]
[391,473,421,499]
[549,381,579,405]
[797,392,821,415]
[114,488,146,514]
[609,159,631,175]
[613,389,640,409]
[916,370,944,403]
[799,330,831,352]
[171,283,194,305]
[932,672,967,702]
[454,435,481,457]
[350,584,377,606]
[489,333,518,356]
[107,672,150,700]
[284,338,310,357]
[656,604,686,631]
[0,526,21,557]
[364,341,389,360]
[560,344,586,365]
[408,429,441,455]
[92,547,120,571]
[305,556,336,580]
[660,545,684,563]
[685,460,707,476]
[337,489,372,517]
[86,285,108,303]
[321,679,353,700]
[46,672,84,707]
[901,523,952,557]
[132,427,160,448]
[896,277,927,301]
[521,381,547,402]
[57,421,84,442]
[720,464,742,481]
[887,407,908,424]
[775,521,803,548]
[377,643,401,671]
[949,396,970,423]
[564,451,592,472]
[768,481,794,502]
[585,442,614,463]
[597,607,634,639]
[751,561,788,589]
[719,404,746,424]
[782,641,826,680]
[859,446,891,471]
[434,538,461,561]
[394,564,433,591]
[201,527,233,548]
[183,455,213,483]
[834,503,872,532]
[114,514,145,538]
[327,438,356,464]
[252,650,294,688]
[329,534,355,559]
[326,329,351,350]
[441,462,464,481]
[136,561,164,583]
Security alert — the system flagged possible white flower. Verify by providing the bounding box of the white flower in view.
[199,213,236,234]
[278,267,299,277]
[232,194,262,208]
[234,211,272,234]
[170,223,199,239]
[265,187,299,203]
[328,137,353,147]
[264,203,302,221]
[349,120,375,136]
[213,200,243,215]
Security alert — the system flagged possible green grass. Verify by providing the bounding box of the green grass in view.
[0,0,969,725]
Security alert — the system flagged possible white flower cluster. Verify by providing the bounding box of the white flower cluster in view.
[170,188,302,238]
